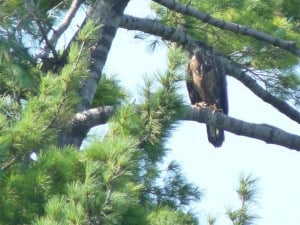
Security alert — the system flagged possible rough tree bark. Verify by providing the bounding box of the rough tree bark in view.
[79,0,130,111]
[61,106,116,147]
[184,106,300,151]
[71,106,300,151]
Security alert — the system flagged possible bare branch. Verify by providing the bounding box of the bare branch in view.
[26,0,59,59]
[36,0,84,58]
[62,104,300,151]
[153,0,300,56]
[120,15,300,124]
[184,106,300,151]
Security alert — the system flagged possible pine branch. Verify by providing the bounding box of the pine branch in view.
[120,14,300,124]
[184,105,300,151]
[153,0,300,56]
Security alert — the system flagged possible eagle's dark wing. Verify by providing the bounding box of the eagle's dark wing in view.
[186,48,228,148]
[210,56,228,115]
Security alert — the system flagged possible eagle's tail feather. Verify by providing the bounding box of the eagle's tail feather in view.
[206,125,224,147]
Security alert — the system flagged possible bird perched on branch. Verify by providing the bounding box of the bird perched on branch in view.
[186,45,228,147]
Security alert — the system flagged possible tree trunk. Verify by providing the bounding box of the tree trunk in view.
[79,0,130,111]
[58,0,130,147]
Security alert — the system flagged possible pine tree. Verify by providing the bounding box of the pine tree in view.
[0,0,299,224]
[226,175,260,225]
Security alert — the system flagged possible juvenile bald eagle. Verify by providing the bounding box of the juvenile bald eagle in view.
[186,47,228,147]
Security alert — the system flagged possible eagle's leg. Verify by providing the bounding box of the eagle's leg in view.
[195,102,222,112]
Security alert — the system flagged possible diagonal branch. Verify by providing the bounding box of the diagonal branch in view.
[26,0,59,60]
[153,0,300,57]
[219,57,300,124]
[36,0,84,59]
[120,15,300,124]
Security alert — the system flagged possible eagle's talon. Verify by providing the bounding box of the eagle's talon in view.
[209,104,220,113]
[195,101,208,108]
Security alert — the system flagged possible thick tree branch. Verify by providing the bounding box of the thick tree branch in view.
[36,0,84,58]
[120,15,300,124]
[184,106,300,151]
[153,0,300,56]
[69,105,300,151]
[59,106,116,147]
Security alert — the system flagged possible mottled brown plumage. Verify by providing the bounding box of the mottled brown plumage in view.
[186,47,228,147]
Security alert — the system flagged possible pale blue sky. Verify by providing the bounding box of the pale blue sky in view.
[101,1,300,225]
